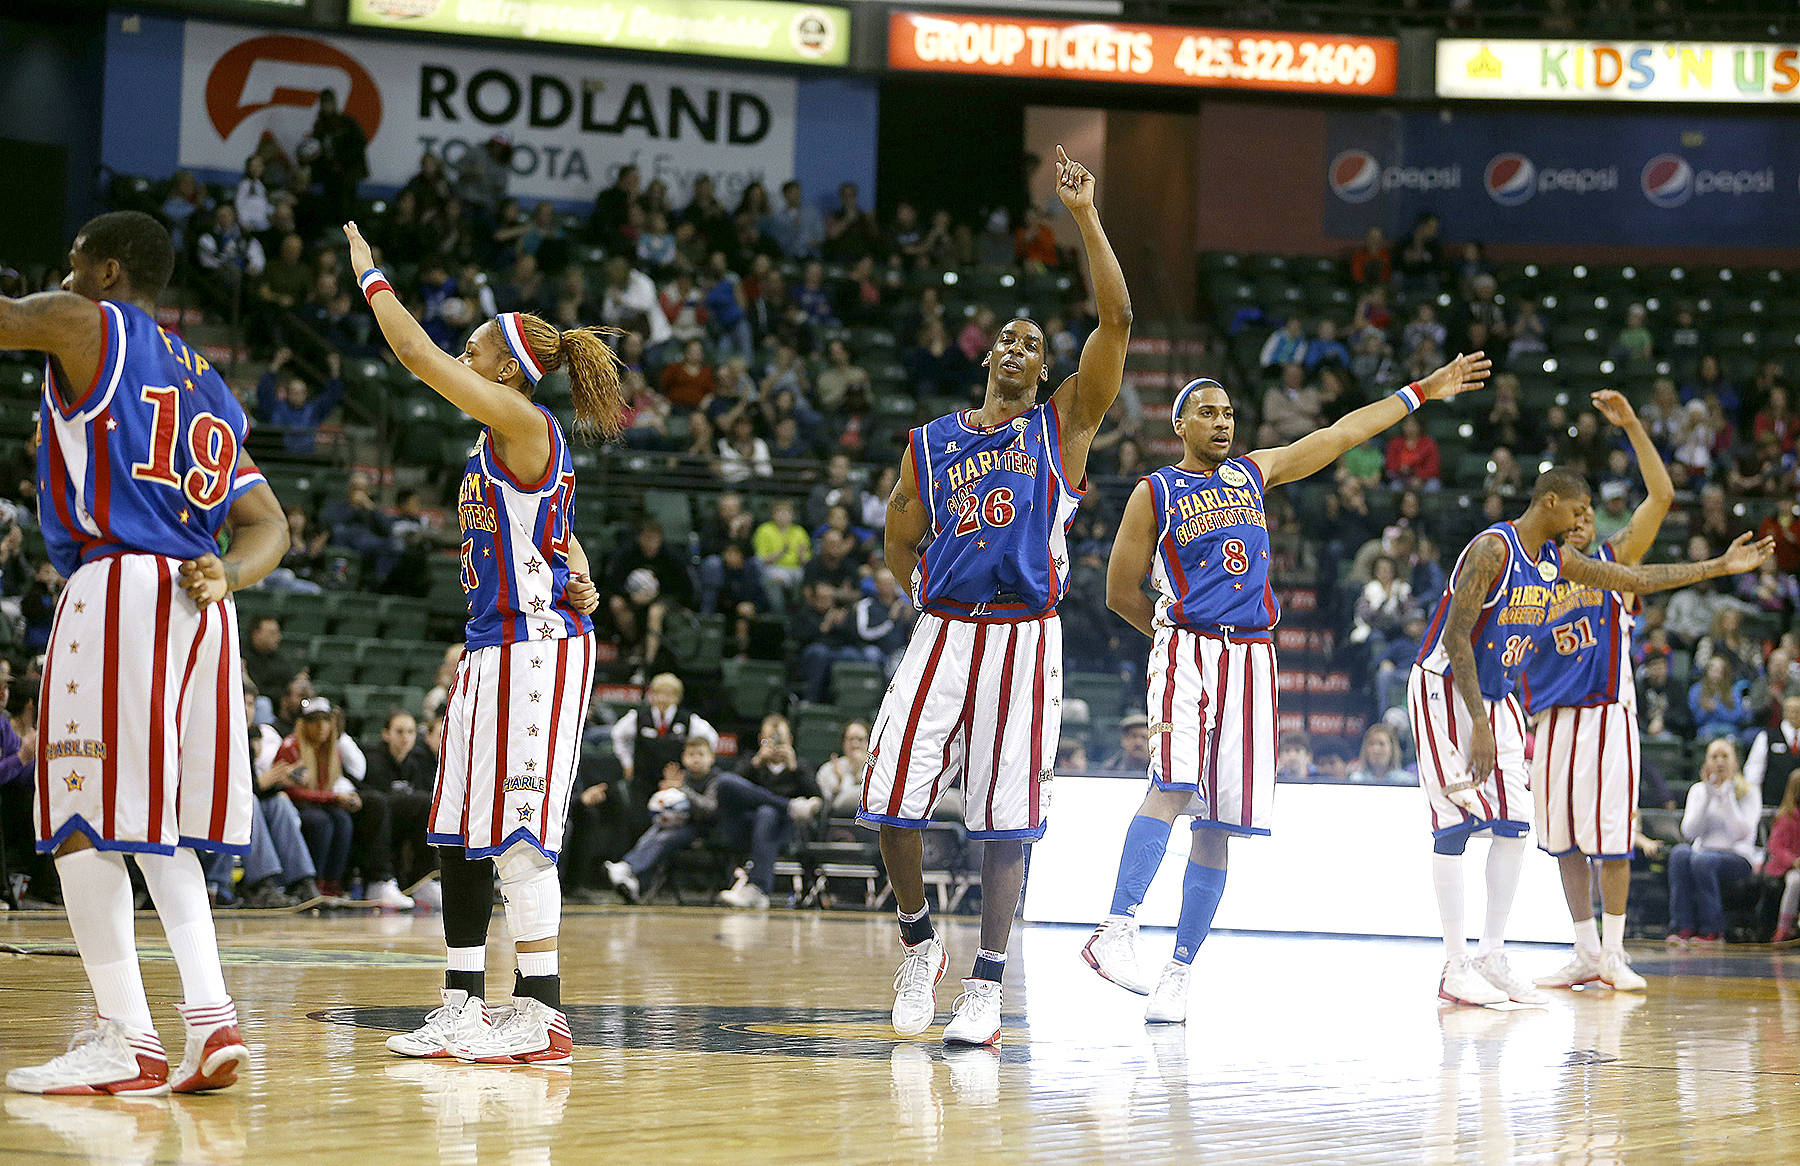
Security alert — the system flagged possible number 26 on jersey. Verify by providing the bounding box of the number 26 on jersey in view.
[954,487,1016,536]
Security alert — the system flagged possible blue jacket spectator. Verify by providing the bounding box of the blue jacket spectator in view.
[1303,321,1351,372]
[1259,318,1307,370]
[762,180,825,260]
[1689,658,1752,741]
[256,348,344,454]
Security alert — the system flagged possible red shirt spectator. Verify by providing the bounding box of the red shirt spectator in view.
[1384,418,1440,488]
[1753,386,1799,453]
[1015,207,1059,268]
[1351,227,1392,286]
[1758,508,1800,574]
[659,340,715,408]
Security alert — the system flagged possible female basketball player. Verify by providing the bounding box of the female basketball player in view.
[345,222,624,1065]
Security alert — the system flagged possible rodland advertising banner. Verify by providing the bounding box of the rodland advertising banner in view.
[348,0,849,68]
[102,14,875,208]
[1438,39,1800,103]
[1323,109,1800,246]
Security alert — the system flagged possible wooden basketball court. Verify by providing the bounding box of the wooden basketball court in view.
[2,907,1796,1163]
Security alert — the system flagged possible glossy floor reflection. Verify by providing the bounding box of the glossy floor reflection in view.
[2,909,1796,1163]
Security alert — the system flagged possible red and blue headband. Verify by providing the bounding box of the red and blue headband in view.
[497,311,547,385]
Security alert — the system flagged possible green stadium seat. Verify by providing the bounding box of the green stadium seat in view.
[721,658,786,720]
[829,661,885,709]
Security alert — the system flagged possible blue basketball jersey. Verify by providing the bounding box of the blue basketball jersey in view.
[1520,541,1638,713]
[456,405,594,649]
[909,403,1081,619]
[1416,522,1561,701]
[37,300,263,579]
[1144,458,1278,634]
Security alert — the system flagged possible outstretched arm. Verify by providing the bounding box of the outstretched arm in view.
[0,292,105,408]
[1105,480,1158,638]
[1592,389,1674,566]
[1440,533,1508,783]
[343,222,548,451]
[1249,352,1490,489]
[884,444,930,596]
[1561,531,1774,594]
[1047,148,1131,480]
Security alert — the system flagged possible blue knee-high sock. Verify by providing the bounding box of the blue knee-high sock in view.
[1172,861,1228,965]
[1109,815,1174,917]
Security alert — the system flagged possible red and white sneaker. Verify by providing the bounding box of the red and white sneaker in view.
[451,998,572,1066]
[387,990,493,1058]
[6,1018,170,1096]
[171,1000,249,1093]
[1534,948,1604,990]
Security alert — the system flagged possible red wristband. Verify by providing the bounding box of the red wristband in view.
[358,268,393,304]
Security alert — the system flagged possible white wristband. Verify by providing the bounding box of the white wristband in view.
[1394,383,1423,413]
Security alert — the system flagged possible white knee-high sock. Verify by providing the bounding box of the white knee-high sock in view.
[137,849,230,1008]
[1479,835,1527,957]
[55,849,155,1033]
[1432,853,1466,961]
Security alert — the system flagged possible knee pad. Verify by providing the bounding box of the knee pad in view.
[1433,827,1472,856]
[496,843,561,944]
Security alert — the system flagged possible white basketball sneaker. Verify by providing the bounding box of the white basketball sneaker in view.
[451,997,572,1065]
[891,936,947,1037]
[1535,948,1604,990]
[1598,950,1647,992]
[942,979,1003,1047]
[368,879,415,911]
[1144,961,1192,1024]
[1081,916,1150,995]
[171,1000,249,1093]
[6,1019,170,1096]
[1438,958,1507,1007]
[1472,951,1546,1004]
[387,990,492,1058]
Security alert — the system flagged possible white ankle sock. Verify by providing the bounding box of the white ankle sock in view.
[1432,853,1465,961]
[55,849,155,1033]
[1573,916,1600,955]
[137,849,230,1008]
[1602,912,1628,953]
[516,949,558,978]
[447,946,486,973]
[1478,835,1526,957]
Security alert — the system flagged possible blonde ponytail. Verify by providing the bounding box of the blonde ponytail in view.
[514,313,629,442]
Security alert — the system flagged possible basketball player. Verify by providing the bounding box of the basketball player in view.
[1,211,291,1094]
[1083,356,1492,1022]
[1525,392,1670,993]
[1412,470,1769,1006]
[866,147,1126,1046]
[344,223,623,1065]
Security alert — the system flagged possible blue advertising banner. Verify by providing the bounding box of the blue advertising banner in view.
[1323,109,1799,246]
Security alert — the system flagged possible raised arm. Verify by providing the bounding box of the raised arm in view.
[1047,148,1131,480]
[1591,389,1673,565]
[1561,531,1774,595]
[0,292,105,405]
[343,222,547,448]
[1249,352,1490,489]
[1105,479,1159,638]
[1440,533,1509,784]
[884,443,931,596]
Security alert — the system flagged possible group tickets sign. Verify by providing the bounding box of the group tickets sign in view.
[1438,39,1800,103]
[349,0,849,67]
[172,18,800,204]
[887,10,1397,95]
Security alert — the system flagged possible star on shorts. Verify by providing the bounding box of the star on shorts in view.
[69,642,78,653]
[530,597,547,613]
[66,720,78,734]
[530,656,543,668]
[65,773,84,791]
[66,680,78,694]
[537,625,554,638]
[74,601,86,613]
[517,805,534,821]
[529,691,542,703]
[527,725,541,737]
[526,558,543,574]
[525,759,537,771]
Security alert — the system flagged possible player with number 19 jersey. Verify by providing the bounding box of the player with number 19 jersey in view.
[35,298,263,857]
[1410,521,1560,836]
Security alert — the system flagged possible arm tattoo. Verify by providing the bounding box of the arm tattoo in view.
[888,492,911,514]
[1564,554,1712,596]
[1441,535,1506,725]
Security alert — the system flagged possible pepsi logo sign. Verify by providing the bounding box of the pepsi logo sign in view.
[1484,153,1536,206]
[1328,150,1381,204]
[1640,153,1694,208]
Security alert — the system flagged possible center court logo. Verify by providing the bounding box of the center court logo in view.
[1328,150,1381,204]
[1484,153,1536,206]
[204,35,383,143]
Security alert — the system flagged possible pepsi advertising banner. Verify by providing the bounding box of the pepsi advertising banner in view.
[1323,110,1799,246]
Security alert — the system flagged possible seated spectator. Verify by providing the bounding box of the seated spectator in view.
[1259,318,1308,370]
[196,204,265,294]
[252,232,312,348]
[1257,363,1322,447]
[1764,776,1800,943]
[803,529,863,606]
[791,580,861,702]
[321,471,400,583]
[1375,610,1429,714]
[958,306,998,364]
[362,709,436,886]
[698,490,756,557]
[702,253,753,358]
[1057,737,1090,774]
[1689,656,1751,741]
[1384,416,1441,489]
[256,348,345,455]
[21,560,62,651]
[753,499,811,591]
[814,339,871,413]
[1747,647,1798,730]
[1014,204,1059,269]
[1465,274,1508,347]
[604,736,723,902]
[492,253,550,315]
[242,614,304,707]
[903,318,974,397]
[1345,724,1412,785]
[838,255,886,326]
[1610,303,1655,366]
[1276,732,1320,783]
[1565,410,1613,475]
[824,181,880,262]
[887,200,927,266]
[608,519,695,674]
[792,261,838,331]
[1096,714,1152,775]
[699,541,770,656]
[160,169,213,247]
[718,716,824,909]
[1401,302,1446,357]
[1667,738,1762,945]
[1590,481,1633,542]
[1636,651,1692,742]
[203,684,316,908]
[609,672,720,817]
[764,179,825,260]
[1304,320,1350,373]
[588,163,639,248]
[815,720,871,816]
[267,698,411,907]
[854,568,914,676]
[1350,226,1391,286]
[1753,385,1799,454]
[1694,607,1758,687]
[1744,693,1800,809]
[599,255,672,348]
[1352,555,1415,658]
[659,268,707,344]
[717,415,773,483]
[636,212,676,273]
[1683,353,1739,414]
[1507,298,1547,363]
[659,338,714,409]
